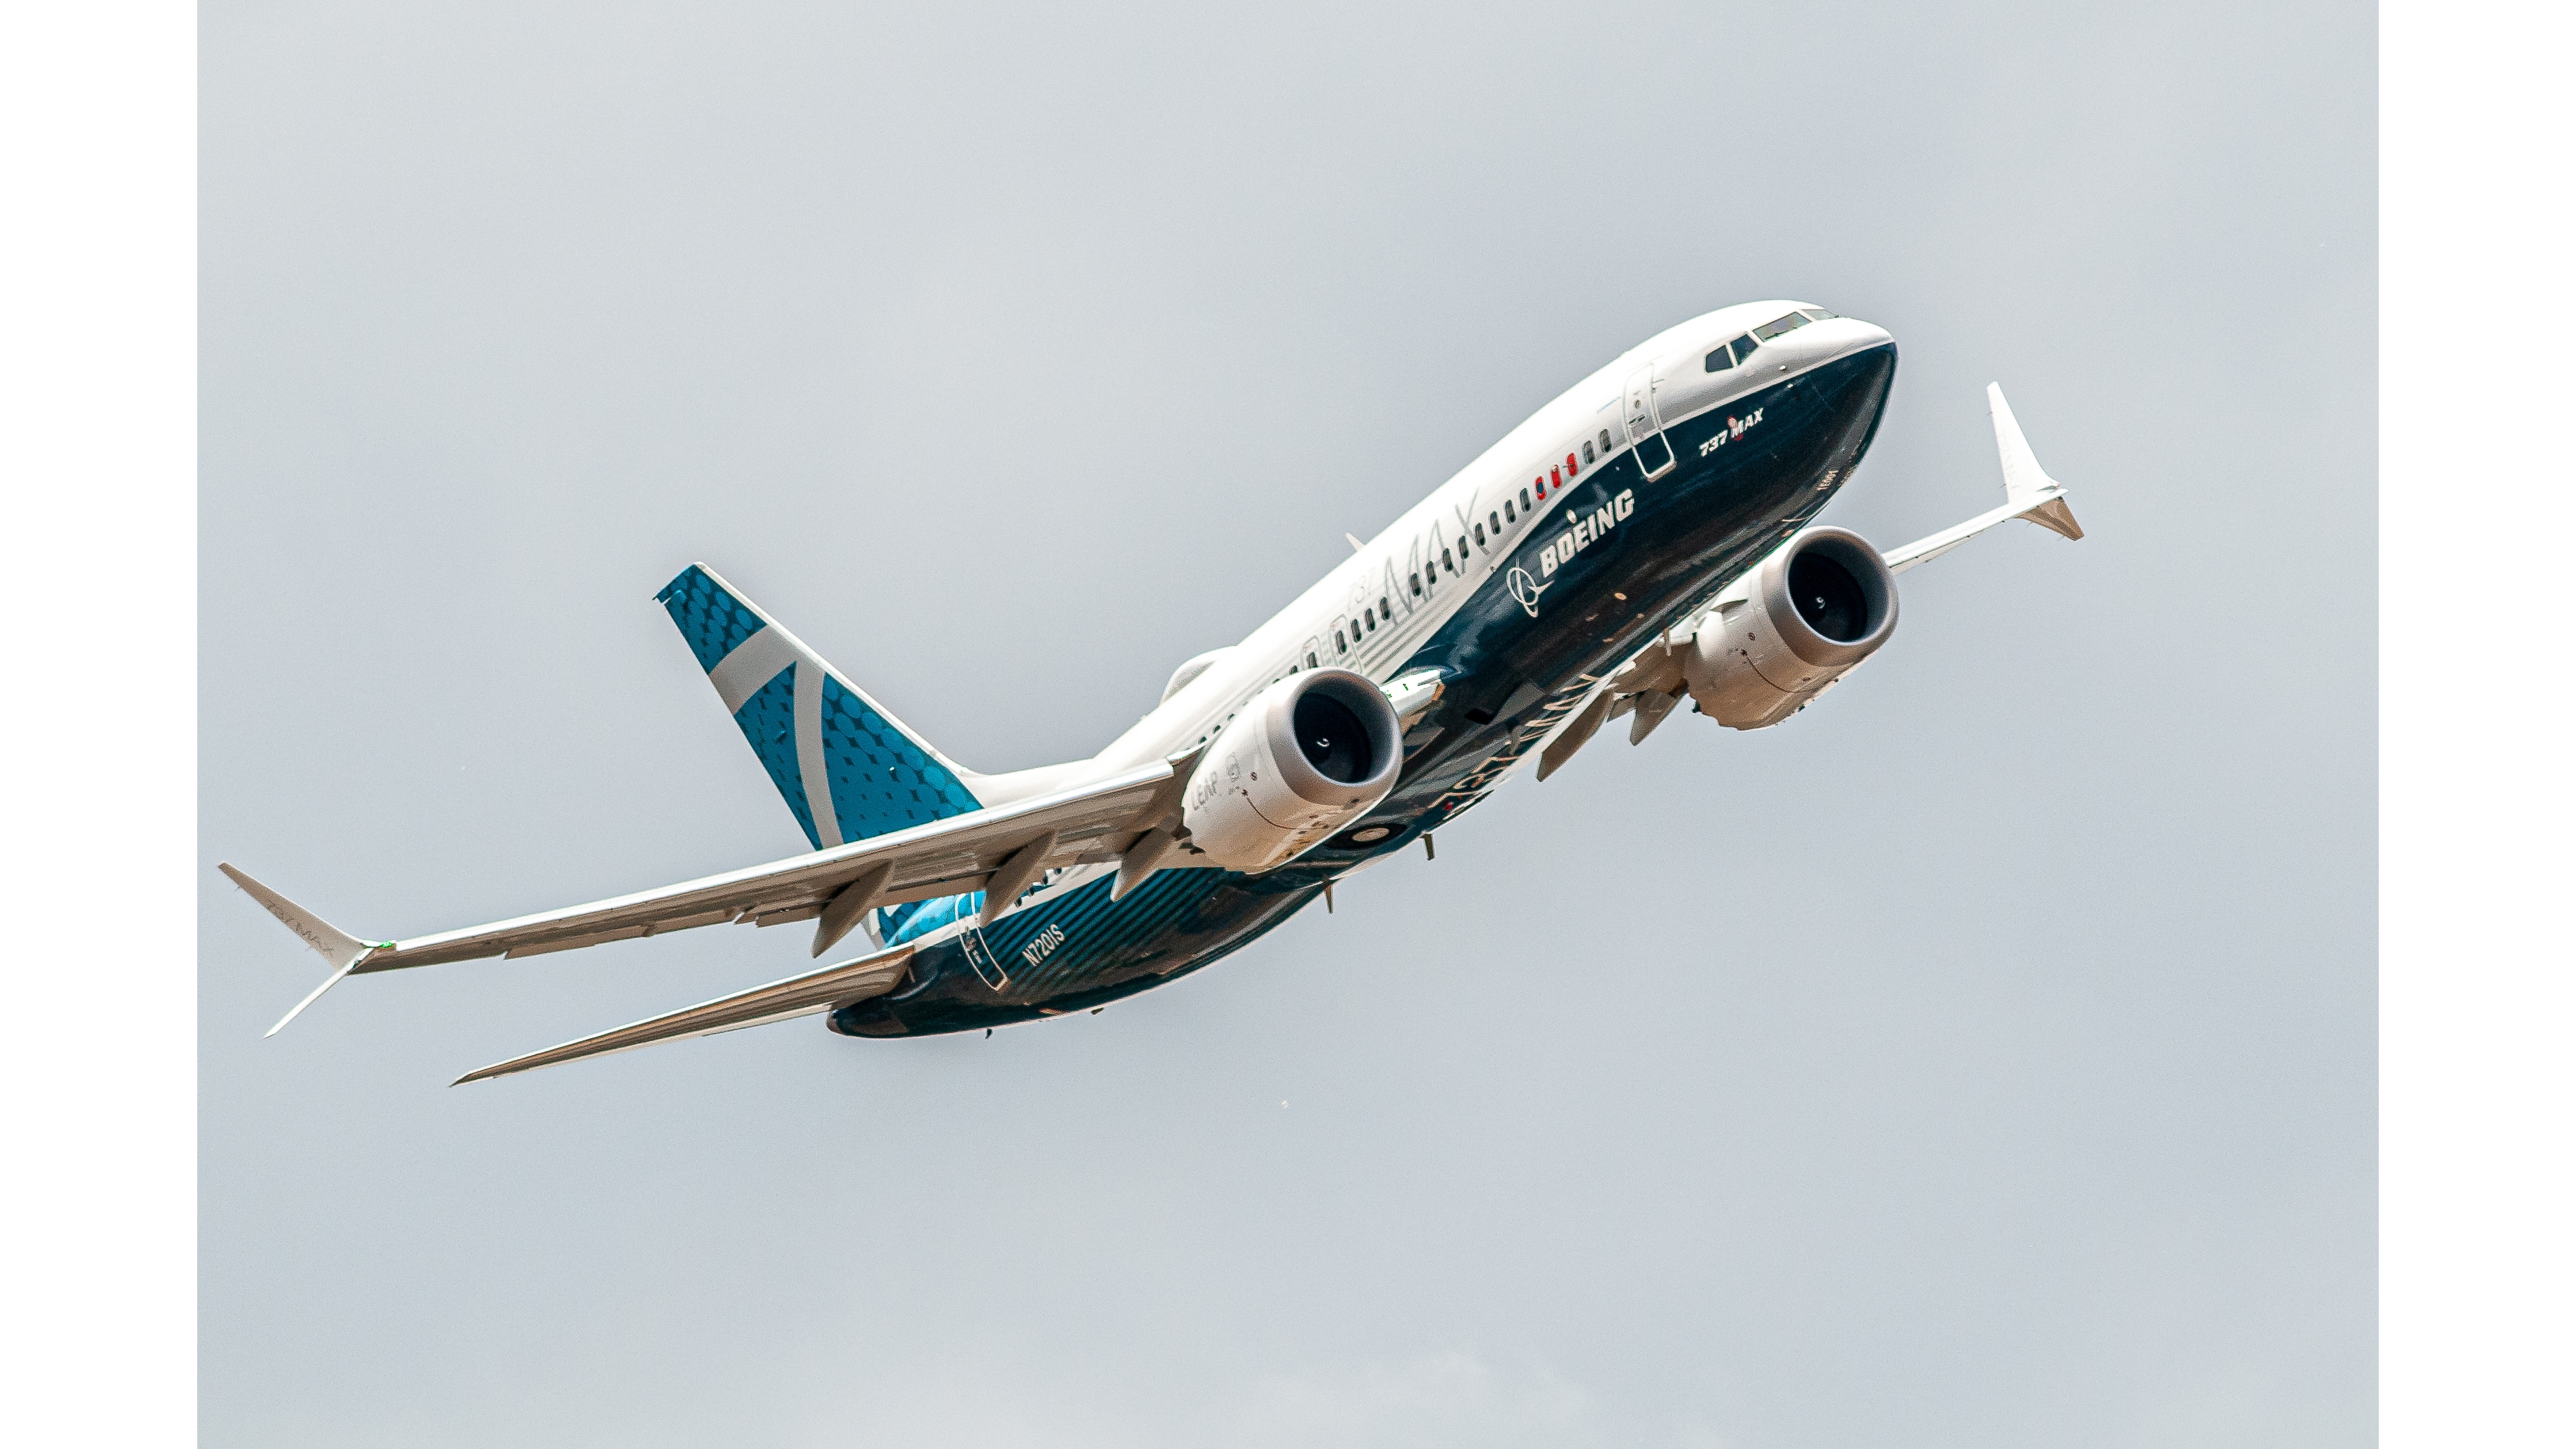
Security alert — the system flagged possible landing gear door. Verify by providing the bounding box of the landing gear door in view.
[1624,366,1676,480]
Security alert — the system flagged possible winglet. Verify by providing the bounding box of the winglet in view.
[1988,383,2083,540]
[218,863,388,1036]
[1883,386,2087,573]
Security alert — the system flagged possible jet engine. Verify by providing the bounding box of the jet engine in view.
[1683,526,1898,729]
[1181,668,1403,873]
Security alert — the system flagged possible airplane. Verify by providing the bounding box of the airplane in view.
[222,300,2083,1084]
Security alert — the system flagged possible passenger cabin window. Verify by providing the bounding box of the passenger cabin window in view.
[1519,487,1532,510]
[1410,572,1423,596]
[1582,439,1596,464]
[1503,500,1515,523]
[1473,523,1485,545]
[1599,429,1614,454]
[1379,594,1391,617]
[1442,547,1455,571]
[1334,630,1347,653]
[1751,312,1810,342]
[1489,510,1502,536]
[1306,651,1320,668]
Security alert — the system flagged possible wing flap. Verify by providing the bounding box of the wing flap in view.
[453,944,918,1084]
[504,926,651,958]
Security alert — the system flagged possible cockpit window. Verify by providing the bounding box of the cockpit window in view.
[1751,312,1810,342]
[1705,344,1736,373]
[1798,308,1837,322]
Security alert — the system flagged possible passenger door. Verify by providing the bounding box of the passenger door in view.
[1624,366,1676,480]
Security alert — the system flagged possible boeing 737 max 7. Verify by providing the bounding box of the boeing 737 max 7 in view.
[224,301,2083,1083]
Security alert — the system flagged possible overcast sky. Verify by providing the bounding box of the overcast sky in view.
[201,3,2374,1444]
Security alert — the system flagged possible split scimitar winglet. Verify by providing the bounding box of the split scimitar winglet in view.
[218,863,389,1036]
[1878,382,2085,575]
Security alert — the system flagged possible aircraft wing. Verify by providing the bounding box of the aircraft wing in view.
[1883,383,2084,573]
[224,755,1196,1034]
[451,943,918,1085]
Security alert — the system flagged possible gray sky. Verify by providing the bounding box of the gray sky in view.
[201,3,2374,1445]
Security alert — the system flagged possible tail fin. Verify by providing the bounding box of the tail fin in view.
[657,564,985,850]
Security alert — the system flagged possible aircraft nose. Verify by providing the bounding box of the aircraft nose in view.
[1732,313,1894,381]
[1840,317,1894,350]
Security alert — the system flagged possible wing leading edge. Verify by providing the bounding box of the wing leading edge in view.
[451,943,918,1085]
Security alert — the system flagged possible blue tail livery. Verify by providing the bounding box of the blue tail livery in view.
[656,563,985,851]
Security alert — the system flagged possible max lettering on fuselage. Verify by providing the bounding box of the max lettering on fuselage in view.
[1697,407,1764,457]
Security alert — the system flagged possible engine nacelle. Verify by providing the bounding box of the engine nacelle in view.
[1683,526,1898,730]
[1181,668,1403,873]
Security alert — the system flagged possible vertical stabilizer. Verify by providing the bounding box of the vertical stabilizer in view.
[657,564,986,851]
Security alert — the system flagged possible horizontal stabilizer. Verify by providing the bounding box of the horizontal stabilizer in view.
[455,945,917,1084]
[1883,383,2085,574]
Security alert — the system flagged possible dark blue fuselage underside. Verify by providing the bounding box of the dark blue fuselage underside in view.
[833,344,1897,1038]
